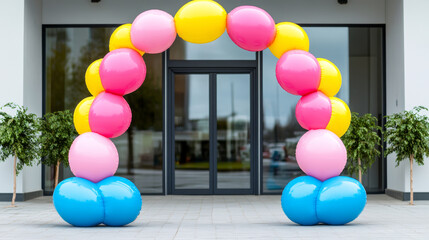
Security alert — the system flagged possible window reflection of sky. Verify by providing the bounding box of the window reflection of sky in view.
[47,28,115,73]
[216,74,250,119]
[187,75,209,120]
[304,27,349,104]
[188,74,250,120]
[173,32,255,60]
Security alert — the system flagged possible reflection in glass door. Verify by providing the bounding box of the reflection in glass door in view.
[171,71,254,194]
[216,74,251,190]
[174,74,210,192]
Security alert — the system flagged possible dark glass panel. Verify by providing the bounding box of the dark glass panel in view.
[44,27,163,194]
[174,74,210,189]
[169,32,255,60]
[262,27,384,193]
[216,74,251,189]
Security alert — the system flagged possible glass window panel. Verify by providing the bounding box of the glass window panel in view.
[262,26,383,194]
[44,27,164,194]
[112,53,164,194]
[216,74,251,189]
[169,32,256,60]
[348,27,383,192]
[174,74,210,189]
[304,27,350,103]
[262,48,305,193]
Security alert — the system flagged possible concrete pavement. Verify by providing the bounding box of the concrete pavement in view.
[0,194,428,239]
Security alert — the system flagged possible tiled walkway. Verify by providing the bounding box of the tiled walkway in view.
[1,195,428,239]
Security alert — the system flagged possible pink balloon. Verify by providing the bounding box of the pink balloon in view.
[89,92,132,138]
[296,91,332,130]
[100,48,146,95]
[227,6,276,51]
[131,10,176,54]
[276,50,321,96]
[69,132,119,183]
[296,129,347,181]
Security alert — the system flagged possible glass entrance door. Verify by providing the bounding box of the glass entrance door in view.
[169,70,255,194]
[173,73,211,193]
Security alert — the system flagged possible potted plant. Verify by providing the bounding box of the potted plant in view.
[0,103,40,207]
[342,112,382,183]
[40,110,76,188]
[385,106,429,205]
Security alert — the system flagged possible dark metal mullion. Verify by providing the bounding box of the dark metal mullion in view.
[258,51,264,195]
[170,68,255,74]
[161,51,166,195]
[210,73,217,194]
[168,60,257,69]
[250,69,257,194]
[168,70,175,194]
[41,26,46,195]
[382,26,387,193]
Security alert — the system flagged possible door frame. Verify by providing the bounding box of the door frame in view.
[166,58,259,195]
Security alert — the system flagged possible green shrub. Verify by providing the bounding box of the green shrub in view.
[40,110,76,188]
[0,103,40,206]
[385,106,429,204]
[341,112,382,183]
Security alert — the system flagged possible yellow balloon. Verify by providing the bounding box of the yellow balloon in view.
[74,97,94,135]
[326,97,351,138]
[174,0,227,44]
[317,58,342,97]
[268,22,309,58]
[109,24,144,55]
[85,59,105,96]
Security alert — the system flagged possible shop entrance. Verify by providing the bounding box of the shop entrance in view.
[167,63,258,194]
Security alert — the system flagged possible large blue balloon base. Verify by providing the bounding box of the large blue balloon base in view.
[281,176,366,225]
[53,176,142,227]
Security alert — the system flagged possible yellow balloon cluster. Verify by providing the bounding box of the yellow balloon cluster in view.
[109,24,144,55]
[73,97,94,134]
[317,58,342,97]
[175,0,227,44]
[268,22,309,59]
[85,59,104,96]
[326,97,351,137]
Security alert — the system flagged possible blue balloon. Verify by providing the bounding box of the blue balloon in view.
[281,176,322,225]
[316,176,367,225]
[53,177,104,227]
[97,176,142,226]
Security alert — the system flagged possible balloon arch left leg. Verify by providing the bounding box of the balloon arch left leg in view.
[53,0,366,227]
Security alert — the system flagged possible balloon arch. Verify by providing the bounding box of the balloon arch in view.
[53,0,366,227]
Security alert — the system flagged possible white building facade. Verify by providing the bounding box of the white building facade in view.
[0,0,427,200]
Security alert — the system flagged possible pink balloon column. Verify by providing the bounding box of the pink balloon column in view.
[274,50,348,182]
[269,17,366,224]
[225,3,364,226]
[66,9,177,185]
[54,9,178,227]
